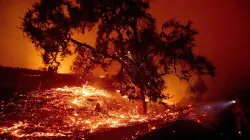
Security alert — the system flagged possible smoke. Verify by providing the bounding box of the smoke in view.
[1,0,250,101]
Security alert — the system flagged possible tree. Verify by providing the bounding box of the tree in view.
[22,0,215,114]
[188,73,207,100]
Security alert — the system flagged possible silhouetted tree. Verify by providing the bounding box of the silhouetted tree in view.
[188,74,207,100]
[21,0,215,114]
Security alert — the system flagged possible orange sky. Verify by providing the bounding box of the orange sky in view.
[1,0,250,100]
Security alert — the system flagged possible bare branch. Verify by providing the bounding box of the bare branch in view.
[173,58,183,81]
[68,38,125,65]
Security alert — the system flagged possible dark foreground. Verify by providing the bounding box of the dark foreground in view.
[137,119,249,140]
[1,119,249,140]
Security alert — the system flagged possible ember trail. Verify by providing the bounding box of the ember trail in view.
[0,85,184,139]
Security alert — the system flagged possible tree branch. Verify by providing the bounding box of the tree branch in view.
[144,48,156,58]
[157,71,170,77]
[68,38,125,66]
[173,58,182,81]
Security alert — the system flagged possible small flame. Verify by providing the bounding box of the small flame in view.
[0,85,198,139]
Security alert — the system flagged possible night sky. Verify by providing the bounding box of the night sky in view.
[0,0,250,101]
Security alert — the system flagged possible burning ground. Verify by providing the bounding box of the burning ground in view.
[0,84,198,139]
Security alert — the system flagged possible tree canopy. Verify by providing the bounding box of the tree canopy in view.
[22,0,215,103]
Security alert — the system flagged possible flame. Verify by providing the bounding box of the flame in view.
[0,85,198,139]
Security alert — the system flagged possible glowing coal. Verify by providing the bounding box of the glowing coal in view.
[0,85,186,139]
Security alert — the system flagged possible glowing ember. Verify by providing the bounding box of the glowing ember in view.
[0,85,195,139]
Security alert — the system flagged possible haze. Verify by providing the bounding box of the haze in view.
[0,0,250,101]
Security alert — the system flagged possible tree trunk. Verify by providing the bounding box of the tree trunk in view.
[136,86,147,114]
[138,99,147,114]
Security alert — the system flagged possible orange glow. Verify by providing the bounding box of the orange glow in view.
[1,0,250,100]
[1,85,194,138]
[163,74,191,104]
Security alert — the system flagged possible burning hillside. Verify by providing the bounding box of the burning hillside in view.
[0,84,195,139]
